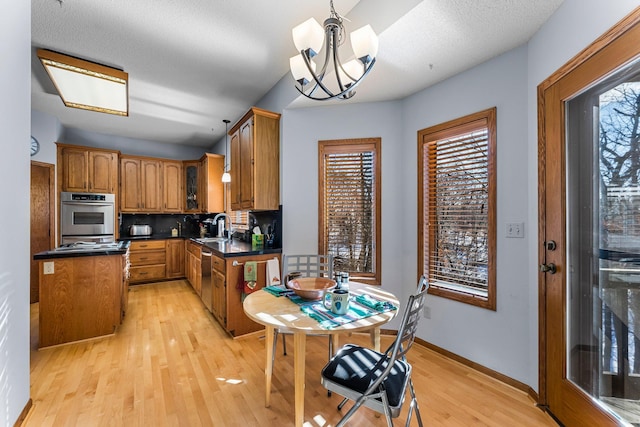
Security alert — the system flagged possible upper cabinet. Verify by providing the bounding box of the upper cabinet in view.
[163,161,183,212]
[183,161,200,212]
[229,107,280,211]
[57,144,118,194]
[119,156,164,213]
[200,153,224,213]
[182,155,224,213]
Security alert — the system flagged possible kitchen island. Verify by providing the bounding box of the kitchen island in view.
[34,241,130,348]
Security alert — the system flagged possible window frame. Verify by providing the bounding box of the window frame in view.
[418,108,497,310]
[318,138,382,286]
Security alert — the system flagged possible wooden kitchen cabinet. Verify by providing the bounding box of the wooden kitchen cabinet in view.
[57,143,118,193]
[211,254,226,326]
[165,239,184,278]
[185,240,202,295]
[38,254,124,348]
[229,107,280,211]
[183,161,200,212]
[163,161,183,212]
[219,253,281,337]
[128,240,166,283]
[120,156,162,212]
[199,153,224,213]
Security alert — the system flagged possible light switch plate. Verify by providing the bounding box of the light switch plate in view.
[43,261,54,275]
[506,222,524,238]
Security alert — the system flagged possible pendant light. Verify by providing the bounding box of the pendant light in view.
[221,119,231,183]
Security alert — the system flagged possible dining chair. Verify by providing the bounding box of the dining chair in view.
[274,254,334,362]
[320,276,429,427]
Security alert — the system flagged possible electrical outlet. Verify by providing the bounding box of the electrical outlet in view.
[506,222,524,238]
[423,306,431,319]
[43,261,54,275]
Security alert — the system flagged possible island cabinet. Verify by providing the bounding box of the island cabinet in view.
[185,240,202,295]
[229,107,280,211]
[57,143,119,193]
[128,240,166,283]
[38,254,125,348]
[218,253,281,337]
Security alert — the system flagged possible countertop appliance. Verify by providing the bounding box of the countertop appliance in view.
[129,224,152,236]
[201,246,213,312]
[60,192,116,244]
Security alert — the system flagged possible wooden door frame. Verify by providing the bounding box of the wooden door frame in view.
[537,5,640,419]
[31,160,56,249]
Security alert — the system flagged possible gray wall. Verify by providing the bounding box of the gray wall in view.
[2,1,31,425]
[17,1,640,416]
[270,0,640,391]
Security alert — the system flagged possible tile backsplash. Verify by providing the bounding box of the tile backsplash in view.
[119,206,282,248]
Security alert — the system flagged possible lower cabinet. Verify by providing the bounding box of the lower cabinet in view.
[185,240,202,296]
[211,254,226,326]
[181,244,282,337]
[166,239,185,278]
[129,240,166,283]
[128,238,184,284]
[220,253,281,337]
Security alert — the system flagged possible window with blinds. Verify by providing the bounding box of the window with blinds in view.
[418,108,496,310]
[319,138,381,285]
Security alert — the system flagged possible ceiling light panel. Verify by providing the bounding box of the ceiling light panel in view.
[37,49,128,116]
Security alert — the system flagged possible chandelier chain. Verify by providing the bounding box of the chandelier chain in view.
[329,0,345,48]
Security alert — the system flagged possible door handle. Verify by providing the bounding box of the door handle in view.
[540,263,557,274]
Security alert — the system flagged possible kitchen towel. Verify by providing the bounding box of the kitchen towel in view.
[266,258,281,286]
[243,261,258,297]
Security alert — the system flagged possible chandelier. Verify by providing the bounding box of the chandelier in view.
[289,0,378,101]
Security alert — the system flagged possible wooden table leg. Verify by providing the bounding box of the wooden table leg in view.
[264,326,274,407]
[370,327,381,351]
[330,334,339,356]
[294,331,306,427]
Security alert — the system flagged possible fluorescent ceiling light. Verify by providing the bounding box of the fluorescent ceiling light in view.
[37,49,128,116]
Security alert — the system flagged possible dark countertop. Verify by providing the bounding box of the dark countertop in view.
[190,238,282,258]
[120,233,186,241]
[34,241,131,260]
[118,234,282,258]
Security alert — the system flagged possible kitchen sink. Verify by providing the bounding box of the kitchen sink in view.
[196,237,229,243]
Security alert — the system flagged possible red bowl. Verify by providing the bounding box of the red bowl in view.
[286,277,336,300]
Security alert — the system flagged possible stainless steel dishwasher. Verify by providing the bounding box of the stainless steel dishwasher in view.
[200,246,213,312]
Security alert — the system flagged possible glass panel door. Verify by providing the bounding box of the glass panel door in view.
[566,58,640,426]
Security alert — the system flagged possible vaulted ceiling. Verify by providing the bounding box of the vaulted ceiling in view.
[31,0,564,147]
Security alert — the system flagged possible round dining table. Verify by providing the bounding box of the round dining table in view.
[243,282,400,427]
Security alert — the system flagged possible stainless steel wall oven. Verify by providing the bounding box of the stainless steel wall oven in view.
[60,192,116,244]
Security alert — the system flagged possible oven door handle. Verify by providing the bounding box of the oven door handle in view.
[62,202,113,207]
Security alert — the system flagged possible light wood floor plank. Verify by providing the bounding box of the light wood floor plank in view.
[25,280,558,426]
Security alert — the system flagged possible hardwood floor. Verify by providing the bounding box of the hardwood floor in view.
[26,280,558,426]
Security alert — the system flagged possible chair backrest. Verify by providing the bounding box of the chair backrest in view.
[282,254,334,281]
[388,275,429,360]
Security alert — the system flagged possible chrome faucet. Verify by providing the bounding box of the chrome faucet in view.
[212,213,233,240]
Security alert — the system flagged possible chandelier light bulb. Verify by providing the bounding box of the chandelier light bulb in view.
[351,24,378,62]
[292,18,324,56]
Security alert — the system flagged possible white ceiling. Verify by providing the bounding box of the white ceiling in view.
[31,0,564,148]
